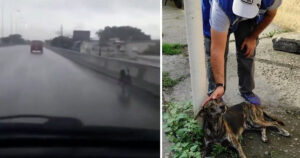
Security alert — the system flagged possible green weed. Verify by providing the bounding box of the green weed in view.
[163,102,203,158]
[163,43,185,55]
[163,72,179,88]
[265,29,290,38]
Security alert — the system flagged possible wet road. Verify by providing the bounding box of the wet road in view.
[0,45,159,130]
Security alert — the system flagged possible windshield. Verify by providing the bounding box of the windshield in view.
[0,0,160,133]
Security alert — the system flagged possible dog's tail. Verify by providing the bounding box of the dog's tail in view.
[263,110,285,126]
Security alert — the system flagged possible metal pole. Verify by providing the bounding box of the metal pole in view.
[10,0,13,35]
[1,0,4,39]
[184,0,207,116]
[15,10,20,35]
[61,25,63,36]
[10,12,12,35]
[15,11,17,34]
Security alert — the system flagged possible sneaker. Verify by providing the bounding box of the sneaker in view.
[241,92,261,105]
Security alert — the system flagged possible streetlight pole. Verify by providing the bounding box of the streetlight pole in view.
[183,0,207,117]
[10,12,13,35]
[15,9,20,34]
[1,0,4,40]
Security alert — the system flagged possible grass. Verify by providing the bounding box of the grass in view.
[163,72,179,88]
[270,150,277,158]
[273,0,300,32]
[265,30,277,38]
[163,101,239,158]
[163,102,203,158]
[162,43,185,55]
[211,143,238,158]
[265,29,290,38]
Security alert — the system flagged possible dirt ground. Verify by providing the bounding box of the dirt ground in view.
[240,105,300,158]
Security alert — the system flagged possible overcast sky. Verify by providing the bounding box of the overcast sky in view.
[0,0,160,40]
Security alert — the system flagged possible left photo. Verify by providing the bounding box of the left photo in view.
[0,0,160,157]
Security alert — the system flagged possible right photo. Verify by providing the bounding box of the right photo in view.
[162,0,300,158]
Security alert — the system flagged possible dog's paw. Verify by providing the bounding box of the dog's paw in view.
[283,131,290,137]
[262,138,268,143]
[261,136,268,143]
[279,129,290,137]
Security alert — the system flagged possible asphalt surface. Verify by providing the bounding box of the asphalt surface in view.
[0,45,159,130]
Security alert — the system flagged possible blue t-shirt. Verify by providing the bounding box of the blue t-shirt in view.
[203,0,282,37]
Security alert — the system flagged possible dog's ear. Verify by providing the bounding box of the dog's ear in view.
[194,99,214,120]
[194,107,205,120]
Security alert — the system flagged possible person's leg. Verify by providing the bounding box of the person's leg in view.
[234,19,261,105]
[224,36,229,91]
[204,36,229,96]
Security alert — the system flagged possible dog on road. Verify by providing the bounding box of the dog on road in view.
[195,99,290,158]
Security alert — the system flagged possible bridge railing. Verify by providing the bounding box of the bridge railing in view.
[45,46,160,96]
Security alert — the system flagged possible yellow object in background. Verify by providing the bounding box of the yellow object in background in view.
[273,0,300,32]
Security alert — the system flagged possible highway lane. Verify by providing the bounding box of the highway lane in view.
[0,45,159,130]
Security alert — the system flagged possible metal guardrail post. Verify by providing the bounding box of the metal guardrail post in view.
[184,0,207,116]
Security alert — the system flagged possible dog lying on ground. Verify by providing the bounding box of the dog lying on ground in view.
[195,99,290,158]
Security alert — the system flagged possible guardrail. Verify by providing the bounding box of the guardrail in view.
[45,46,160,96]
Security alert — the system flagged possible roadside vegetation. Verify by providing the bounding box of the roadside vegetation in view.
[163,72,180,88]
[163,102,203,158]
[97,26,151,44]
[163,101,238,158]
[265,29,290,38]
[51,36,74,49]
[162,43,185,55]
[0,34,26,45]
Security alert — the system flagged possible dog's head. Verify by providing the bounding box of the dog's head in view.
[195,98,228,120]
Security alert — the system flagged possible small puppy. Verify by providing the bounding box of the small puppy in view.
[195,99,290,158]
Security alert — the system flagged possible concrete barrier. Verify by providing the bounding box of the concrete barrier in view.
[45,46,160,96]
[0,44,21,47]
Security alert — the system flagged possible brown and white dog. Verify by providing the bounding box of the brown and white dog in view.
[195,99,290,158]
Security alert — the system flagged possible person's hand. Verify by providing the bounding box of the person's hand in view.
[202,86,225,106]
[241,36,257,58]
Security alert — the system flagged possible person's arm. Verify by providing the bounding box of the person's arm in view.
[202,0,230,106]
[242,9,278,58]
[210,28,228,88]
[202,29,228,106]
